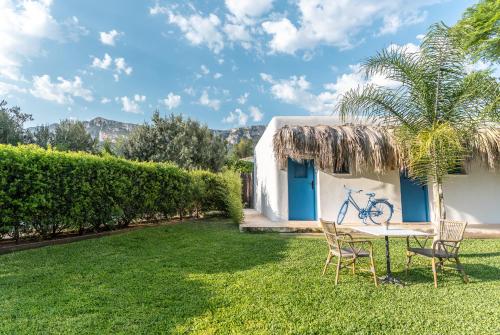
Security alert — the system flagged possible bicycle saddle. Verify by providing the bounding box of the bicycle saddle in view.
[366,192,375,197]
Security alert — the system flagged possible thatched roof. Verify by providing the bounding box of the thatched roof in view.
[273,124,500,173]
[472,127,500,169]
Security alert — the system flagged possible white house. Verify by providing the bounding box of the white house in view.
[253,116,500,225]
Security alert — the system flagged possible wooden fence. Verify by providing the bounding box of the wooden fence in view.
[241,173,253,208]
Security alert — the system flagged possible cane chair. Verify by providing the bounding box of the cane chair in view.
[320,219,377,286]
[406,220,469,288]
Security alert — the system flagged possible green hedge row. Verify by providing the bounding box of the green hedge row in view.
[0,145,243,241]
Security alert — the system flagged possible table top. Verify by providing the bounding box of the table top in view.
[350,225,432,237]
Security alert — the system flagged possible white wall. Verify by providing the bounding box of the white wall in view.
[317,169,403,223]
[439,162,500,224]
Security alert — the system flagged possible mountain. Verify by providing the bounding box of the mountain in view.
[212,125,266,145]
[29,117,266,145]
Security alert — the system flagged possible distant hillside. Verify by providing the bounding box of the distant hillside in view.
[29,117,266,146]
[212,125,266,145]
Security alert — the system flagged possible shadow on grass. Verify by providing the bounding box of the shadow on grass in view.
[391,262,500,286]
[0,219,290,334]
[460,251,500,258]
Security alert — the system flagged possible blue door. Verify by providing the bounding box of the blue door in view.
[400,173,430,222]
[288,158,316,220]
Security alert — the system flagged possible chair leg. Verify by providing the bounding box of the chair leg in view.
[322,253,332,275]
[370,254,378,287]
[455,257,469,284]
[335,256,341,285]
[431,257,438,288]
[352,258,356,274]
[438,257,444,273]
[405,252,413,276]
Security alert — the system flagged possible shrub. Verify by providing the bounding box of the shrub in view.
[220,170,244,224]
[0,145,243,242]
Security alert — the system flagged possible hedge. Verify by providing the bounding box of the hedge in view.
[0,145,243,242]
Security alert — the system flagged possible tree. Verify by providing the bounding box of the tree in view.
[123,111,227,171]
[338,23,499,222]
[232,138,254,159]
[30,125,52,149]
[451,0,499,62]
[0,100,33,145]
[51,119,97,152]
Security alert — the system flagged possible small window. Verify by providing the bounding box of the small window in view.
[294,162,308,178]
[334,161,350,174]
[448,163,467,175]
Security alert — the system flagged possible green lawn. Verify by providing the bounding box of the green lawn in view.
[1,220,499,334]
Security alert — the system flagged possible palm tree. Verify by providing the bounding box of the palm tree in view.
[338,23,499,222]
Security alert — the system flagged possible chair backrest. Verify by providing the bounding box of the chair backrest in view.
[320,219,341,252]
[436,220,467,256]
[438,220,467,242]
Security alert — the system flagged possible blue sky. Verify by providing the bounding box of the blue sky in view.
[0,0,481,129]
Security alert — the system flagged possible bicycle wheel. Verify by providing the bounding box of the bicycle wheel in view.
[336,201,349,225]
[368,200,393,225]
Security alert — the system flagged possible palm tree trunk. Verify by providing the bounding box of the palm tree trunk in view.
[432,179,446,222]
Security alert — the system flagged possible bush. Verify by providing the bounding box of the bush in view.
[0,145,243,242]
[189,170,243,224]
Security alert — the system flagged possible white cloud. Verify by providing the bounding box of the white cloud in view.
[0,1,87,81]
[200,65,210,75]
[378,12,425,36]
[223,108,248,126]
[225,0,274,20]
[184,86,195,96]
[249,106,263,121]
[0,81,27,95]
[99,29,122,46]
[134,94,146,102]
[223,23,252,49]
[237,92,249,104]
[387,42,420,54]
[0,0,58,80]
[213,72,222,79]
[162,92,181,110]
[261,0,442,54]
[261,64,402,115]
[101,97,111,104]
[262,74,334,114]
[117,94,146,114]
[115,57,133,75]
[91,53,112,69]
[30,75,93,104]
[152,7,224,54]
[91,54,132,81]
[199,90,221,110]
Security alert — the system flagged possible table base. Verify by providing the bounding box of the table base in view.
[379,274,404,286]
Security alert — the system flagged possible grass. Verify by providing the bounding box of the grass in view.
[1,219,499,334]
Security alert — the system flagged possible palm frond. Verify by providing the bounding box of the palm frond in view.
[338,85,426,129]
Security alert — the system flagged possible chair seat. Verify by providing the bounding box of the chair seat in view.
[408,247,455,258]
[331,247,369,257]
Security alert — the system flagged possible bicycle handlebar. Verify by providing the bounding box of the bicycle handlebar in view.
[343,185,363,193]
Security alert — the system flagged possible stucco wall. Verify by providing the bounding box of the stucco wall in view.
[317,169,403,223]
[439,162,500,224]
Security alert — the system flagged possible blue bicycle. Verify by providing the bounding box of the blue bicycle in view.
[337,186,394,225]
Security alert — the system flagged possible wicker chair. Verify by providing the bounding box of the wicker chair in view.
[320,219,377,286]
[406,220,469,288]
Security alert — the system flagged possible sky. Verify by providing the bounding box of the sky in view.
[0,0,485,129]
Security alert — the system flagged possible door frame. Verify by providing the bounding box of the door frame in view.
[287,158,317,220]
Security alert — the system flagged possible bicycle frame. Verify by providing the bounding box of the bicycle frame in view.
[343,189,377,221]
